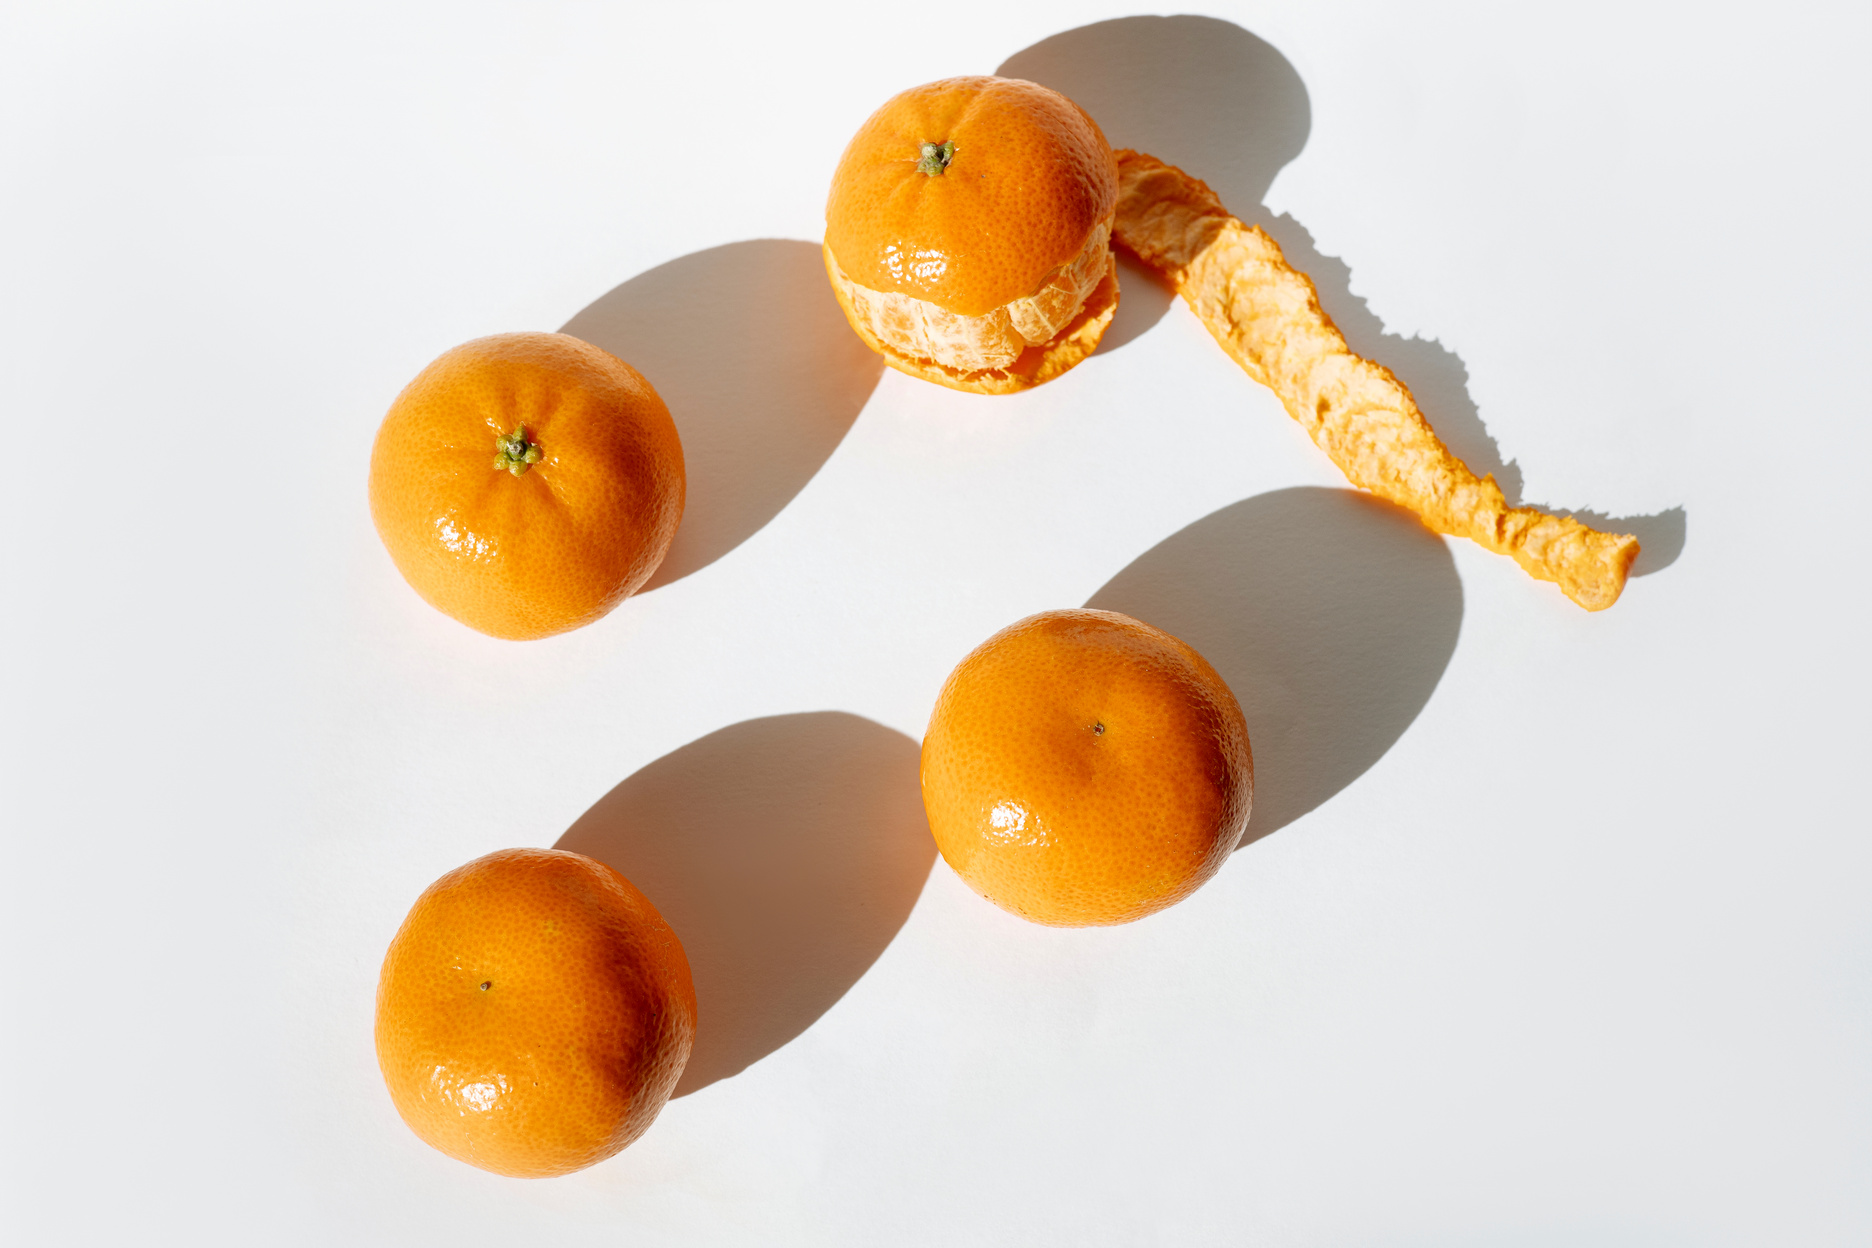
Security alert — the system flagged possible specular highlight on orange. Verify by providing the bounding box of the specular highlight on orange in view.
[368,332,686,639]
[920,609,1253,927]
[374,848,697,1178]
[824,77,1120,393]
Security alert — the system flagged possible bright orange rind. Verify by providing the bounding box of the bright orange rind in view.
[369,332,685,639]
[374,848,697,1178]
[921,609,1253,926]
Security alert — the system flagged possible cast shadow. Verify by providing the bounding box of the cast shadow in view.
[1085,488,1463,845]
[1095,248,1177,355]
[555,712,933,1095]
[1002,17,1684,574]
[561,240,884,590]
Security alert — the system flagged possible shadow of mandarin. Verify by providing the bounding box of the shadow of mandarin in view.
[1004,15,1305,358]
[1087,488,1463,846]
[556,712,934,1096]
[561,239,883,591]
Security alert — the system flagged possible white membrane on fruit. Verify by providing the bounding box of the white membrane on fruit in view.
[829,218,1112,372]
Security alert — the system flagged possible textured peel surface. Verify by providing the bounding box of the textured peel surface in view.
[367,333,686,639]
[374,848,697,1178]
[920,609,1253,927]
[1111,149,1639,611]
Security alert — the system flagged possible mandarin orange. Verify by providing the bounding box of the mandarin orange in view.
[921,609,1252,926]
[375,848,697,1178]
[368,332,684,639]
[823,76,1120,393]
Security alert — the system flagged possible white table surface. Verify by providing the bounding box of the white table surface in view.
[6,2,1869,1243]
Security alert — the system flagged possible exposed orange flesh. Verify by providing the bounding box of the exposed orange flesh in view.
[824,242,1119,395]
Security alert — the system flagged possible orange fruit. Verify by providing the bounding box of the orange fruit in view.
[374,848,697,1178]
[823,76,1120,394]
[368,332,685,639]
[920,609,1253,926]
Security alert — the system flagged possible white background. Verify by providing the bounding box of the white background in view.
[5,1,1869,1244]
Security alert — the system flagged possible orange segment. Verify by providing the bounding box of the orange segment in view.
[824,244,1118,395]
[828,220,1113,373]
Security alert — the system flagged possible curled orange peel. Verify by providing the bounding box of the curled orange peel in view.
[1112,149,1638,611]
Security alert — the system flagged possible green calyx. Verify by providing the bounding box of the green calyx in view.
[493,425,543,476]
[916,140,956,177]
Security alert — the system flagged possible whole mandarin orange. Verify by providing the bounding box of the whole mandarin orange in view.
[921,609,1253,926]
[824,76,1120,394]
[375,848,696,1178]
[368,332,684,640]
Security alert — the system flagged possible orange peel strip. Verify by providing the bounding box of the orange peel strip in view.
[1112,149,1638,611]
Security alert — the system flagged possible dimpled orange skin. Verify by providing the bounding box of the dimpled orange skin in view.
[368,332,685,640]
[374,848,697,1178]
[921,610,1253,927]
[825,76,1118,317]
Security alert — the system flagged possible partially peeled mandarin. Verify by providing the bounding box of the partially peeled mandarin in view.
[824,77,1120,394]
